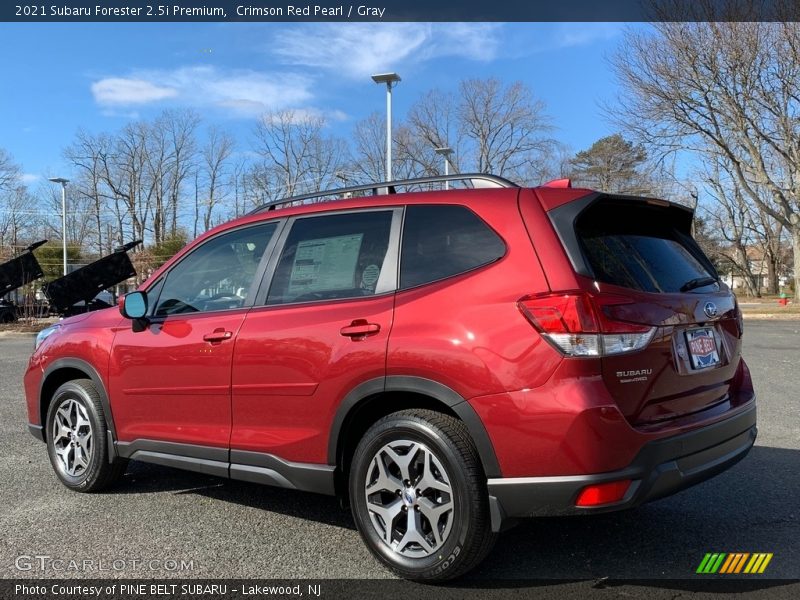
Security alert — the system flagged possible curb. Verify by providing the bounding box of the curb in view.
[741,313,800,320]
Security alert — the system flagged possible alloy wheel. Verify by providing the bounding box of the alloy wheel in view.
[52,398,93,477]
[364,439,455,558]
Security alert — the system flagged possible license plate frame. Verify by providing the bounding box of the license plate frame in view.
[685,327,720,370]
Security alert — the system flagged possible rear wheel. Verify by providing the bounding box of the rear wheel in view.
[349,409,496,581]
[45,379,127,492]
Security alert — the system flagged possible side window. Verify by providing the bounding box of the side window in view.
[400,205,506,289]
[267,211,394,305]
[154,222,277,316]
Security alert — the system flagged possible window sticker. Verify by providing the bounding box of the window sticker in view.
[288,233,364,296]
[361,264,381,290]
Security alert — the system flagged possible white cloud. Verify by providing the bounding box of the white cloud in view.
[553,23,623,48]
[90,66,314,116]
[273,23,501,79]
[20,173,40,184]
[263,107,349,124]
[91,78,178,105]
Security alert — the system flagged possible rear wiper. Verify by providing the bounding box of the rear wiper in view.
[680,276,718,292]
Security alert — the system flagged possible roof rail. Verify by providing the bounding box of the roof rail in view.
[247,173,518,214]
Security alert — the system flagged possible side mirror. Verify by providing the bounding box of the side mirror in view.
[120,291,148,320]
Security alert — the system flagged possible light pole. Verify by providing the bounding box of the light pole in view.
[371,72,401,181]
[435,147,453,189]
[48,177,69,276]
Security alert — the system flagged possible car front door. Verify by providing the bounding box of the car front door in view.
[109,221,280,450]
[230,208,400,465]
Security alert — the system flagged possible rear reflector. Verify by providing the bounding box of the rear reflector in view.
[518,293,656,357]
[575,480,632,507]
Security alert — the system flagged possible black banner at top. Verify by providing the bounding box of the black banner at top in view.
[2,0,798,22]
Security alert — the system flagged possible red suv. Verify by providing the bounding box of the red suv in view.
[24,174,756,580]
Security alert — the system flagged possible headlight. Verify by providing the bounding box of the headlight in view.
[35,324,61,351]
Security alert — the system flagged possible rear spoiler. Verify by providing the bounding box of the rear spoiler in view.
[546,193,703,280]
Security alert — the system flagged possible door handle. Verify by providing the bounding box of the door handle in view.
[203,328,233,343]
[340,319,381,339]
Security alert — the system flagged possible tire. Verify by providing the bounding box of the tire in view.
[349,409,496,581]
[45,379,127,492]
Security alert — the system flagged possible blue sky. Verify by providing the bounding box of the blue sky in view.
[1,22,634,184]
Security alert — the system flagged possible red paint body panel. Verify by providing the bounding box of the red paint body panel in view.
[517,189,580,291]
[107,309,249,447]
[230,295,393,462]
[24,308,124,426]
[470,356,755,478]
[23,181,756,494]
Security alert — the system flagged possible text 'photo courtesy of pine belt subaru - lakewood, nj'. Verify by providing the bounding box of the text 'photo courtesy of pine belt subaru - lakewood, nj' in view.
[24,174,757,581]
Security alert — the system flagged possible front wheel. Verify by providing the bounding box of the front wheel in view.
[45,379,127,492]
[349,409,496,581]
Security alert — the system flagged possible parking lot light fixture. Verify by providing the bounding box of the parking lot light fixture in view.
[371,72,401,181]
[48,177,70,276]
[435,147,453,189]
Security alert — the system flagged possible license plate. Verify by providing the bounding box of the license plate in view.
[685,327,720,370]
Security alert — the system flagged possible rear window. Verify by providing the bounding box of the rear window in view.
[400,205,505,289]
[576,201,714,293]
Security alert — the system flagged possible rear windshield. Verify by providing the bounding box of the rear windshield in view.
[575,201,715,293]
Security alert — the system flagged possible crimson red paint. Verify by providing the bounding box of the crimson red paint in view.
[24,177,756,580]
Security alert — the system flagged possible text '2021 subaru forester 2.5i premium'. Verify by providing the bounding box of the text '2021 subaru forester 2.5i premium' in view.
[25,174,756,581]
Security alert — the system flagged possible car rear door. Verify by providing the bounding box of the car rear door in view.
[230,208,401,464]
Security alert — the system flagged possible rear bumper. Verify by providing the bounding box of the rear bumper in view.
[487,404,756,531]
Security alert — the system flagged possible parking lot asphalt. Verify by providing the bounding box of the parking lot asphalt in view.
[0,321,798,593]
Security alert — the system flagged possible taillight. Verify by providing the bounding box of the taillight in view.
[518,292,656,357]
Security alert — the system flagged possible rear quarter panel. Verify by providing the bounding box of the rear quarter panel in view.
[387,191,558,399]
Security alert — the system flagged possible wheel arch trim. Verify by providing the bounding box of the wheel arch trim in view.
[39,358,117,447]
[328,375,502,478]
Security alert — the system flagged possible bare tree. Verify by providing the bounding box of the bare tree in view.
[407,89,463,167]
[702,157,761,296]
[0,149,29,252]
[65,131,114,253]
[161,110,200,239]
[610,19,800,297]
[0,186,35,250]
[0,148,20,193]
[353,80,555,188]
[197,126,235,233]
[352,112,388,184]
[458,78,554,182]
[252,110,349,201]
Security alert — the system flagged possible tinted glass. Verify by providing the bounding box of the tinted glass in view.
[400,205,506,289]
[576,202,714,293]
[267,211,393,305]
[155,223,276,316]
